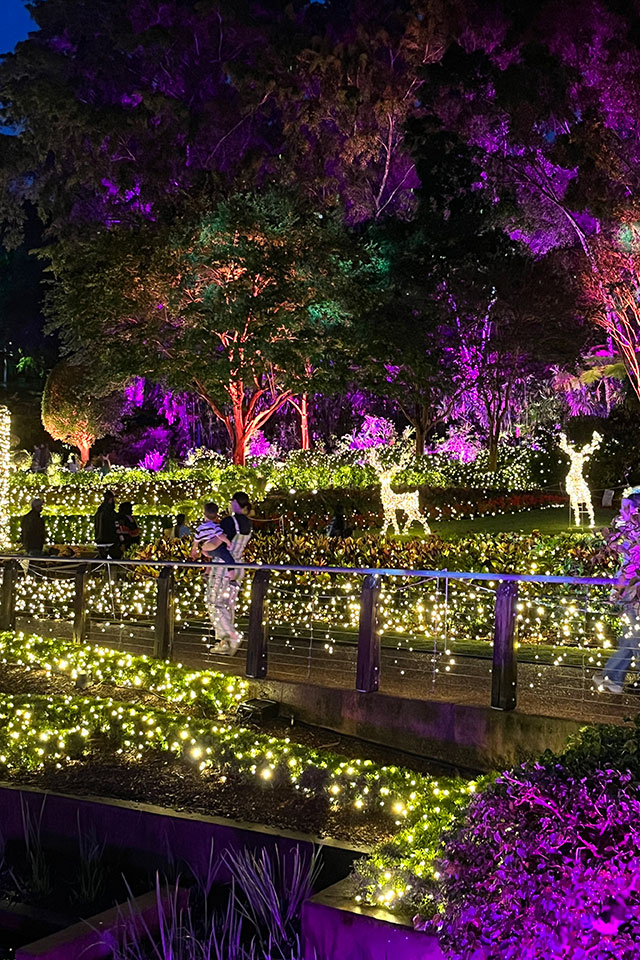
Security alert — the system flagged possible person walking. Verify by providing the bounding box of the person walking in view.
[94,490,123,559]
[210,491,253,656]
[594,489,640,694]
[20,498,46,555]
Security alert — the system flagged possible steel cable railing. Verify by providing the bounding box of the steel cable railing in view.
[0,553,633,721]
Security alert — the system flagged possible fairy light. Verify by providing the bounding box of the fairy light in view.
[0,636,478,914]
[5,441,562,545]
[558,432,602,527]
[0,406,10,549]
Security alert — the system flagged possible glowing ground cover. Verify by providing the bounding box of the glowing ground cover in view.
[12,531,620,659]
[0,632,476,911]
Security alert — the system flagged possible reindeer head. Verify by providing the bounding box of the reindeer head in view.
[366,428,415,480]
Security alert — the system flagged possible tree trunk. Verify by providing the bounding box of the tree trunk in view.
[77,437,91,465]
[232,430,247,466]
[193,378,293,466]
[415,407,427,458]
[299,394,310,450]
[488,432,499,472]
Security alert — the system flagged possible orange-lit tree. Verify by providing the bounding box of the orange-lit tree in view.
[41,361,123,463]
[48,192,382,465]
[582,225,640,401]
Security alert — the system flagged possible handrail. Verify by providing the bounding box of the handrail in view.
[0,552,618,587]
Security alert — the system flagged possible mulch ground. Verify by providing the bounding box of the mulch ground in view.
[0,663,459,846]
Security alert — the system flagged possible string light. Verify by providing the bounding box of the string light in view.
[558,432,602,527]
[0,406,11,549]
[0,630,477,910]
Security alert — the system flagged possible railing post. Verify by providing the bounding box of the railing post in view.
[72,564,90,643]
[246,569,270,679]
[356,574,380,693]
[491,581,518,711]
[0,560,18,631]
[153,567,174,660]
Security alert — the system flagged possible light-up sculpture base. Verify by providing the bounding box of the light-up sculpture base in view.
[558,431,602,527]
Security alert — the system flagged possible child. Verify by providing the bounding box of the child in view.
[191,502,235,566]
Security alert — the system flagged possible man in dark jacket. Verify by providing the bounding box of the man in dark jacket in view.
[94,490,122,559]
[21,498,46,555]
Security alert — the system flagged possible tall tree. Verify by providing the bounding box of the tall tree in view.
[47,191,384,464]
[42,361,123,462]
[418,0,640,399]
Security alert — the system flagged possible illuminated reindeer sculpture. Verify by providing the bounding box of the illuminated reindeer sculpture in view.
[558,431,602,527]
[367,439,430,536]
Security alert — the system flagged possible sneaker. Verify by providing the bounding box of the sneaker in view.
[593,671,624,695]
[211,640,231,655]
[227,640,241,657]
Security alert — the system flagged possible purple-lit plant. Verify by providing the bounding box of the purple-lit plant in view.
[349,415,397,450]
[138,449,166,472]
[434,763,640,958]
[247,430,279,459]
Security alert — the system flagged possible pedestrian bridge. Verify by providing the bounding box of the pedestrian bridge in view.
[0,556,632,769]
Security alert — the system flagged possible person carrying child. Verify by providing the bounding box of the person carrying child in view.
[207,492,253,656]
[191,502,237,640]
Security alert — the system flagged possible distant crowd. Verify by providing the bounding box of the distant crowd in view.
[30,443,112,475]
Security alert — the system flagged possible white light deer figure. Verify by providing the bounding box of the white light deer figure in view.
[367,441,430,537]
[558,431,602,527]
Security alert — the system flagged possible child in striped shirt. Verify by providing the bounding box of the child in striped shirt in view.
[191,502,236,566]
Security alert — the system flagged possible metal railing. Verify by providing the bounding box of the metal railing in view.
[0,555,627,721]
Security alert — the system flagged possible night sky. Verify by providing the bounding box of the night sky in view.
[0,0,36,56]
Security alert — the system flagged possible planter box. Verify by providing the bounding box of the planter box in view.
[0,783,365,889]
[15,887,188,960]
[302,878,443,960]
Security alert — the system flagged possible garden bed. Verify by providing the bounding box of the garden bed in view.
[0,661,461,846]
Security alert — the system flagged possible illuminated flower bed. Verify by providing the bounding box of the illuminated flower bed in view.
[0,631,249,714]
[7,445,552,518]
[0,631,476,910]
[6,489,566,548]
[3,630,639,953]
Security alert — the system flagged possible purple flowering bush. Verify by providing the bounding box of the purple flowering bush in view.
[435,760,640,959]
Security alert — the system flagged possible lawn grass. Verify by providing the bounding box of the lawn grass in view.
[399,506,617,538]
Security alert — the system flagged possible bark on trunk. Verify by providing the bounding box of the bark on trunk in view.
[299,394,310,450]
[77,438,91,465]
[488,433,499,472]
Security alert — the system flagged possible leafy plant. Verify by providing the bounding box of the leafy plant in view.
[20,795,52,898]
[73,812,106,905]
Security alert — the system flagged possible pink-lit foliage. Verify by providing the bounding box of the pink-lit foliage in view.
[349,415,397,450]
[138,449,166,472]
[435,762,640,958]
[247,430,278,459]
[434,429,481,463]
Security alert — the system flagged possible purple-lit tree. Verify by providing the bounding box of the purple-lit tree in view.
[419,2,640,401]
